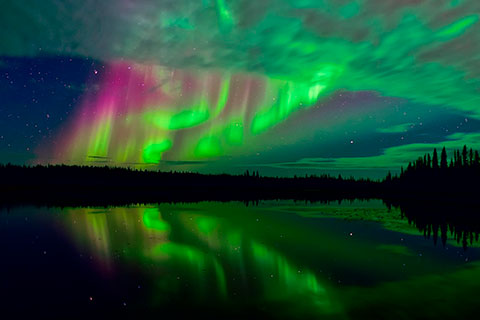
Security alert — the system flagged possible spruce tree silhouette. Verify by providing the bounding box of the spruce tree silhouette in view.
[386,171,392,182]
[432,148,439,169]
[440,147,448,169]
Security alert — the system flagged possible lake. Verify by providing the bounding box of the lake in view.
[1,200,479,319]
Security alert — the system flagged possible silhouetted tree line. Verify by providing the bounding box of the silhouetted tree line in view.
[379,145,480,249]
[1,146,480,206]
[382,145,480,200]
[0,163,378,207]
[4,153,480,248]
[400,145,480,174]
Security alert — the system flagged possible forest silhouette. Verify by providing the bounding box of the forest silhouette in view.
[380,145,480,249]
[1,145,480,206]
[0,163,375,206]
[3,147,480,247]
[383,145,480,200]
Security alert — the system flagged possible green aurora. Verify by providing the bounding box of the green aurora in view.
[2,0,480,176]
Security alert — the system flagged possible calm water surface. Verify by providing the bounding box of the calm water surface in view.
[1,200,479,319]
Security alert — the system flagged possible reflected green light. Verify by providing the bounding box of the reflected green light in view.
[152,242,228,297]
[143,208,171,232]
[251,241,334,312]
[213,259,228,299]
[14,195,480,319]
[153,242,203,262]
[196,216,219,235]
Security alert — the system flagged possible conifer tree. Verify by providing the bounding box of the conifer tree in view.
[432,148,439,169]
[386,171,392,181]
[440,147,448,169]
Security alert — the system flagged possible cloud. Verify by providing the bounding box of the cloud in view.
[377,123,415,134]
[160,160,210,166]
[266,132,480,170]
[1,1,480,117]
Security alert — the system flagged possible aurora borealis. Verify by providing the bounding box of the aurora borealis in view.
[5,3,480,316]
[51,61,336,166]
[2,0,480,176]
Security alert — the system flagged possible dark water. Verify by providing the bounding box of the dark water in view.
[1,200,479,319]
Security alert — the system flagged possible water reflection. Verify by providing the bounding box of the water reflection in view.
[250,241,332,311]
[386,200,480,249]
[60,205,338,317]
[279,199,480,249]
[3,201,480,318]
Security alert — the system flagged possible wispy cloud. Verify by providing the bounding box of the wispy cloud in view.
[1,0,480,116]
[377,123,415,134]
[87,155,111,160]
[264,133,480,171]
[160,160,210,166]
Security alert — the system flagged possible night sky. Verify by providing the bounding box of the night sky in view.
[1,0,480,178]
